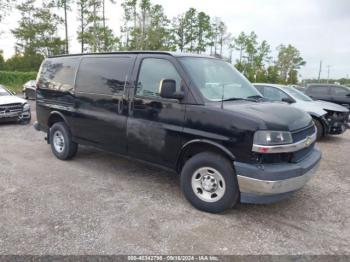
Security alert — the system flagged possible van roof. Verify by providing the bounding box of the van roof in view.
[49,51,215,59]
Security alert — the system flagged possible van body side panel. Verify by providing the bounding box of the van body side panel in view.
[72,54,136,153]
[126,54,187,168]
[36,56,81,131]
[182,104,257,163]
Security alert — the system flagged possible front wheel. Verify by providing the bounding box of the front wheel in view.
[50,122,78,160]
[180,152,239,213]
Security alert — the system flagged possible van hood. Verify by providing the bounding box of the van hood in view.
[0,95,26,105]
[292,100,349,117]
[212,101,312,131]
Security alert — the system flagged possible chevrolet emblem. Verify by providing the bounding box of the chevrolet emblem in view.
[305,136,312,147]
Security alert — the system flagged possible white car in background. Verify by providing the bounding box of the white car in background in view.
[254,83,349,140]
[0,84,31,124]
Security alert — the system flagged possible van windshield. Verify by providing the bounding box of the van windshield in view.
[179,57,261,101]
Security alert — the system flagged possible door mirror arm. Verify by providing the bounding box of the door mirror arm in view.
[171,91,184,100]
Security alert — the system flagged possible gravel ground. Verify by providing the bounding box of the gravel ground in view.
[0,99,349,255]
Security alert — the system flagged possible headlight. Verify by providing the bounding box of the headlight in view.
[253,130,293,146]
[23,103,30,111]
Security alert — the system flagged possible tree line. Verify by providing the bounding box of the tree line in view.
[0,0,306,84]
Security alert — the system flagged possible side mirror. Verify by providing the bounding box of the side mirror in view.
[159,79,184,100]
[282,97,295,104]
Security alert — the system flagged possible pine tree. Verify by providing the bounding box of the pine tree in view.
[78,0,119,52]
[0,0,12,22]
[77,0,89,52]
[12,0,65,57]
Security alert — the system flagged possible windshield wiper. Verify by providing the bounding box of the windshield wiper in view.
[222,96,262,102]
[247,95,263,99]
[247,95,266,101]
[222,97,250,102]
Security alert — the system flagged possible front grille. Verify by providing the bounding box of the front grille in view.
[255,124,316,164]
[292,125,315,142]
[258,153,290,164]
[0,103,23,113]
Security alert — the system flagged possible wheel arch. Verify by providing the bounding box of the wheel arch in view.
[47,111,69,144]
[176,139,236,173]
[48,111,68,127]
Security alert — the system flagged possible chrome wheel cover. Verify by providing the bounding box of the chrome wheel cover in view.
[191,167,226,203]
[53,130,65,153]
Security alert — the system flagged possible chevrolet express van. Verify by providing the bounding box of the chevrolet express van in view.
[34,52,321,213]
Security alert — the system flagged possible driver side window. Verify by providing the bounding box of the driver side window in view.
[136,58,182,98]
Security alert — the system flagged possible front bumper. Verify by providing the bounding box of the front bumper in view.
[327,120,348,135]
[323,112,350,135]
[235,148,321,204]
[0,110,31,122]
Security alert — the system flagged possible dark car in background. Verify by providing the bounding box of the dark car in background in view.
[34,52,321,213]
[305,84,350,109]
[23,80,37,100]
[0,84,31,124]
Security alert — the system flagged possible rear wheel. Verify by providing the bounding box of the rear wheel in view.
[50,122,78,160]
[180,152,239,213]
[313,118,324,140]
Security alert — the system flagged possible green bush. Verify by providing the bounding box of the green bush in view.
[0,71,38,93]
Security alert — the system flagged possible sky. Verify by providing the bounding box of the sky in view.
[0,0,349,79]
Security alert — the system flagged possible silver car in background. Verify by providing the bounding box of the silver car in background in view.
[0,84,31,124]
[254,83,349,139]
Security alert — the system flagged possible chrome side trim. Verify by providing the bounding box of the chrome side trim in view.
[252,131,317,153]
[237,161,320,195]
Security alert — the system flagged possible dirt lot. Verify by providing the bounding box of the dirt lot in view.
[0,99,349,255]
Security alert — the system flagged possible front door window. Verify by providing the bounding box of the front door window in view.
[136,58,182,98]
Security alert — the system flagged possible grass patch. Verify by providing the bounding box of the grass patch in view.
[0,71,38,94]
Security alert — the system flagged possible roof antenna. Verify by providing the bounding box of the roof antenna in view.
[221,84,225,109]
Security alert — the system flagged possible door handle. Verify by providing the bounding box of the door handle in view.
[129,100,134,116]
[112,95,123,114]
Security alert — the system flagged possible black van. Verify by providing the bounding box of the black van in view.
[34,52,321,213]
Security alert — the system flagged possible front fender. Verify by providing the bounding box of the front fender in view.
[176,139,236,172]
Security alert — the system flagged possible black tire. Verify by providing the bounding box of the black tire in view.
[50,122,78,160]
[180,152,239,213]
[313,118,324,140]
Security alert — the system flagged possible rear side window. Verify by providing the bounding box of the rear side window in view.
[76,56,133,95]
[38,57,80,92]
[308,86,330,95]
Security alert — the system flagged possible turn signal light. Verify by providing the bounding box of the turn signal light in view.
[259,147,269,153]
